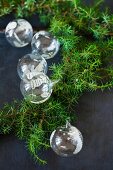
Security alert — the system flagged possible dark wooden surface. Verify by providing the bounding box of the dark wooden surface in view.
[0,1,113,169]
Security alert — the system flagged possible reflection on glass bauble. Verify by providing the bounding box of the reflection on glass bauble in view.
[31,31,60,59]
[50,121,83,157]
[5,19,33,47]
[20,73,55,104]
[17,53,47,80]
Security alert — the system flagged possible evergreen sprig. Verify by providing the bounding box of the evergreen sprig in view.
[0,0,113,165]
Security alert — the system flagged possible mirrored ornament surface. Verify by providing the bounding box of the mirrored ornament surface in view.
[17,53,47,80]
[20,73,54,104]
[5,19,33,47]
[31,31,60,59]
[50,122,83,157]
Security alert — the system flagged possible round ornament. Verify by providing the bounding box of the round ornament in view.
[20,73,56,104]
[50,121,83,157]
[17,53,47,80]
[31,31,60,59]
[5,19,33,47]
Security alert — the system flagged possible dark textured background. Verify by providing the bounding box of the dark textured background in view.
[0,1,113,170]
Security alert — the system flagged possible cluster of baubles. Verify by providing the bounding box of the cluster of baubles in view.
[5,19,83,157]
[5,19,60,104]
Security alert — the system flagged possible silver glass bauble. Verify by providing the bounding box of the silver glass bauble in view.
[50,121,83,157]
[20,73,57,104]
[31,31,60,59]
[17,53,47,80]
[5,19,33,47]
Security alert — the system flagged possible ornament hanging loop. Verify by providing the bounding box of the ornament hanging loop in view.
[49,79,60,89]
[66,118,71,128]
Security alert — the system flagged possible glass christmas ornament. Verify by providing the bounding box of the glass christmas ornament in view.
[17,53,47,80]
[50,121,83,157]
[5,19,33,47]
[20,73,58,104]
[31,31,60,59]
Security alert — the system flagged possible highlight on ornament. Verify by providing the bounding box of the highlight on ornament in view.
[50,120,83,157]
[17,53,47,80]
[5,19,33,47]
[31,31,60,59]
